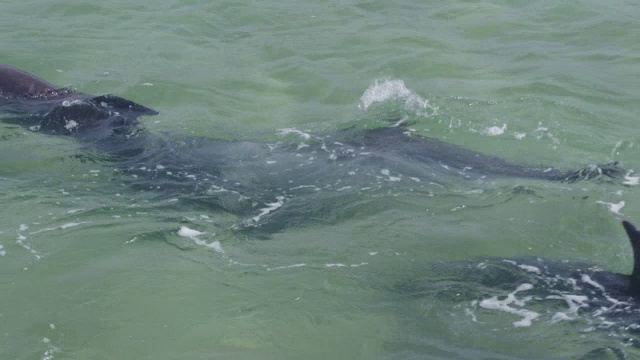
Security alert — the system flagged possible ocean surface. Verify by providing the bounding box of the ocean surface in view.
[1,1,640,359]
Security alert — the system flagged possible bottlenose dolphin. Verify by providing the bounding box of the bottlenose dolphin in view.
[0,64,157,140]
[0,65,626,231]
[387,220,640,358]
[404,220,640,334]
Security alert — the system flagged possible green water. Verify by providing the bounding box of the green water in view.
[1,1,640,359]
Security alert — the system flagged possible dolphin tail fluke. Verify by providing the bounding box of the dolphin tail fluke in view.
[622,220,640,292]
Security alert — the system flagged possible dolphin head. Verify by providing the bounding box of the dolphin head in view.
[0,65,158,137]
[38,94,158,136]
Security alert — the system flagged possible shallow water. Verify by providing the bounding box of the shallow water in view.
[1,1,640,359]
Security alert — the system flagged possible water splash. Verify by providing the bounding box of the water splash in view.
[358,78,437,118]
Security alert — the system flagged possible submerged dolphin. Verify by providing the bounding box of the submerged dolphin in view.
[407,220,640,332]
[0,65,627,230]
[389,221,640,358]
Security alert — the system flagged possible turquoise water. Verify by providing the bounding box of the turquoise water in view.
[1,1,640,359]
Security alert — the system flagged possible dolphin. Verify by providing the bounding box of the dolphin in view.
[386,220,640,359]
[621,220,640,295]
[0,65,627,231]
[402,220,640,334]
[0,64,157,140]
[0,64,65,99]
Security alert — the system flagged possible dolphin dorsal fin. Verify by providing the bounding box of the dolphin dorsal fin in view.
[622,220,640,290]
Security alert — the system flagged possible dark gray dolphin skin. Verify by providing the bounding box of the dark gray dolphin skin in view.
[0,64,63,98]
[393,221,640,358]
[623,220,640,295]
[0,64,621,179]
[0,65,627,231]
[0,64,158,140]
[558,220,640,300]
[414,221,640,307]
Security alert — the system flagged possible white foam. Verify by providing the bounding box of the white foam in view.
[380,168,401,181]
[64,120,78,130]
[207,185,229,193]
[581,274,605,292]
[30,221,90,234]
[547,294,589,322]
[61,222,84,229]
[177,226,204,239]
[19,224,29,231]
[41,344,59,360]
[533,126,560,144]
[177,226,223,253]
[596,200,624,215]
[623,174,640,186]
[513,132,526,140]
[358,78,435,117]
[350,262,368,267]
[65,209,85,214]
[309,261,366,269]
[276,128,311,140]
[484,124,507,136]
[551,312,573,323]
[191,238,224,254]
[15,233,42,260]
[465,307,478,322]
[267,263,306,271]
[290,185,317,191]
[518,264,541,274]
[252,196,285,222]
[479,283,539,327]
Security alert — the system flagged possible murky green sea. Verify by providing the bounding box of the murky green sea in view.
[1,1,640,359]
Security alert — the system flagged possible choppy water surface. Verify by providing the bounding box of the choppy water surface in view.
[1,1,640,359]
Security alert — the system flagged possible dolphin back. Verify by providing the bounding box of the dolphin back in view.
[622,220,640,293]
[0,64,68,99]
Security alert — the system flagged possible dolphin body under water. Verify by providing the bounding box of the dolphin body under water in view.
[0,65,626,231]
[391,221,640,358]
[3,66,640,352]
